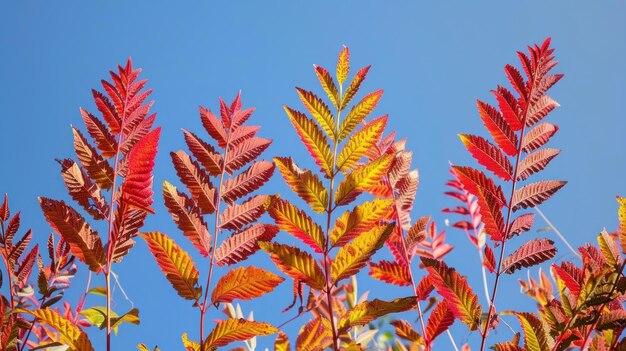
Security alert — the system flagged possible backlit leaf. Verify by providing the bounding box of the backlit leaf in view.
[204,319,278,348]
[331,223,394,283]
[141,231,201,300]
[284,106,333,177]
[296,88,335,140]
[22,308,95,351]
[296,317,331,351]
[423,258,482,330]
[476,100,518,156]
[522,123,559,153]
[182,130,222,176]
[122,128,161,214]
[338,90,383,140]
[368,260,412,286]
[274,157,327,213]
[72,127,114,190]
[425,300,455,341]
[337,297,417,333]
[162,181,211,257]
[336,46,350,85]
[171,150,216,214]
[502,238,557,274]
[211,266,284,303]
[39,197,105,272]
[511,180,566,211]
[215,224,279,267]
[259,242,326,290]
[330,198,393,247]
[269,198,325,253]
[342,66,370,110]
[517,148,560,181]
[221,161,275,203]
[335,154,393,207]
[313,65,339,109]
[459,134,513,181]
[337,115,387,173]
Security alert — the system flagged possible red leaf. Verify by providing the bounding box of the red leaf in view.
[508,213,535,238]
[170,150,216,214]
[221,161,275,203]
[215,224,279,266]
[492,86,522,131]
[183,130,223,176]
[504,64,527,104]
[368,260,412,287]
[502,238,557,274]
[526,96,559,126]
[39,198,105,272]
[522,122,558,153]
[477,100,518,156]
[225,137,271,174]
[162,181,212,257]
[220,195,270,232]
[459,134,512,181]
[425,300,455,341]
[483,245,496,273]
[80,108,117,158]
[122,128,161,214]
[452,166,505,239]
[200,106,228,148]
[517,148,560,181]
[511,180,566,211]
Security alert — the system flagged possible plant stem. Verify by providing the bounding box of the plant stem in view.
[199,117,233,346]
[479,87,534,351]
[390,201,428,348]
[320,87,346,351]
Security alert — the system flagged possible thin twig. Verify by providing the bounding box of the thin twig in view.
[534,206,580,259]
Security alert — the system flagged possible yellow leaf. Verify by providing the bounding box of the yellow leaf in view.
[330,198,393,247]
[141,232,202,300]
[341,66,370,111]
[274,332,290,351]
[259,242,326,290]
[182,332,200,351]
[338,90,383,141]
[335,154,394,207]
[331,223,394,283]
[336,115,387,172]
[336,46,350,86]
[211,266,284,304]
[204,318,278,348]
[618,196,626,254]
[274,157,328,214]
[337,297,417,333]
[284,106,333,178]
[296,88,336,140]
[269,198,326,253]
[21,308,95,351]
[296,317,332,351]
[313,65,339,109]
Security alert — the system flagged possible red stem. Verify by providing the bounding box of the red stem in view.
[199,115,233,346]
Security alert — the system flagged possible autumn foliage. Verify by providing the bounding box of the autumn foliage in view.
[1,40,625,351]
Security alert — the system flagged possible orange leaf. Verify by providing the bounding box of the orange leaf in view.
[204,319,278,348]
[269,198,325,253]
[368,260,412,286]
[162,181,211,257]
[211,266,284,304]
[39,198,105,273]
[122,128,161,214]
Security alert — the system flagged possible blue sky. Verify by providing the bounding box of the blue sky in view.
[1,2,625,350]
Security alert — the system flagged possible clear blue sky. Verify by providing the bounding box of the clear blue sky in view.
[1,2,625,350]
